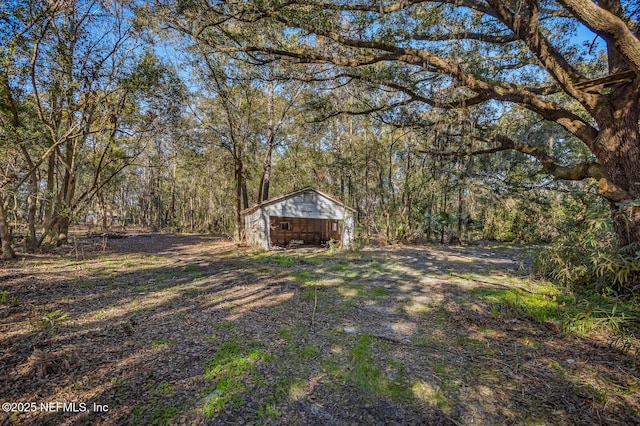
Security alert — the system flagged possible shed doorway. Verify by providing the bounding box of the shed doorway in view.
[270,216,341,247]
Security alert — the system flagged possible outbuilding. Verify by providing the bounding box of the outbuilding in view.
[242,187,355,250]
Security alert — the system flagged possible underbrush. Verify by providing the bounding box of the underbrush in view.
[473,283,640,356]
[532,208,640,297]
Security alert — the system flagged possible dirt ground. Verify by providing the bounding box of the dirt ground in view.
[1,233,639,425]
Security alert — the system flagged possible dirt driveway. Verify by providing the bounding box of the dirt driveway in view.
[1,234,638,425]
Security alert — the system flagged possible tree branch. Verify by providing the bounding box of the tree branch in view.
[557,0,640,76]
[414,32,519,43]
[419,133,629,200]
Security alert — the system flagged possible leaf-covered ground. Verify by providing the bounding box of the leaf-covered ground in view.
[1,234,639,425]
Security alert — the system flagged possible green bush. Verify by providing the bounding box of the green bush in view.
[532,211,640,296]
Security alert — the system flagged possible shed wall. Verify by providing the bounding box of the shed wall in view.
[243,209,270,250]
[263,192,349,220]
[243,189,355,250]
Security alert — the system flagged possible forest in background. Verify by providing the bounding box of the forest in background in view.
[1,0,639,295]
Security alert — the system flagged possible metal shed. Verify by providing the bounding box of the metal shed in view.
[241,187,355,250]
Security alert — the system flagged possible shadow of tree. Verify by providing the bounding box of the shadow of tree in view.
[1,236,638,425]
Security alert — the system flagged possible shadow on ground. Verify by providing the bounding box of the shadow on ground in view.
[0,235,638,425]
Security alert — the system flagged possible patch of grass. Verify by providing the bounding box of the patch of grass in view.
[36,309,68,334]
[257,378,291,420]
[93,306,118,319]
[562,299,636,337]
[327,262,349,272]
[292,270,315,284]
[131,278,176,293]
[122,258,138,268]
[214,320,235,331]
[521,336,542,349]
[73,279,95,288]
[549,360,566,378]
[277,327,293,341]
[337,285,360,299]
[369,286,388,297]
[0,289,19,305]
[412,381,453,413]
[471,286,568,323]
[301,288,316,301]
[182,264,203,279]
[433,306,452,323]
[586,383,609,405]
[298,344,319,359]
[202,340,271,416]
[288,379,308,401]
[301,255,323,264]
[257,401,281,419]
[109,378,128,403]
[428,360,462,410]
[151,406,180,425]
[152,382,175,397]
[370,262,386,272]
[151,339,174,348]
[255,253,296,266]
[348,335,410,401]
[473,284,640,342]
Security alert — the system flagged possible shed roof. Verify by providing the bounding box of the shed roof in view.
[240,187,356,216]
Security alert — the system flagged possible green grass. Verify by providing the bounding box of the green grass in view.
[0,289,19,305]
[214,320,235,331]
[471,283,640,339]
[412,380,452,411]
[257,378,292,420]
[202,340,271,416]
[292,271,315,284]
[298,344,319,359]
[301,255,323,264]
[369,286,388,297]
[254,253,297,266]
[152,382,175,397]
[277,327,293,341]
[151,339,174,348]
[35,309,68,334]
[370,262,386,272]
[73,279,96,288]
[347,335,410,401]
[151,406,180,425]
[327,262,349,272]
[471,286,569,323]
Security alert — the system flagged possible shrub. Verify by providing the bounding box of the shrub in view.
[532,209,640,296]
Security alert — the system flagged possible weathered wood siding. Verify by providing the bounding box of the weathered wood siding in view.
[263,192,349,220]
[243,189,355,250]
[342,213,354,249]
[243,209,270,250]
[270,216,341,246]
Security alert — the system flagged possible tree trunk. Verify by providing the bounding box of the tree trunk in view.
[0,193,16,259]
[15,146,38,252]
[234,157,244,241]
[57,139,78,245]
[610,203,640,248]
[171,162,176,227]
[595,102,640,292]
[258,77,275,203]
[97,188,108,231]
[36,147,58,248]
[457,184,464,242]
[26,176,38,252]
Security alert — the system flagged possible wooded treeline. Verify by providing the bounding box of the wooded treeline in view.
[1,1,639,293]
